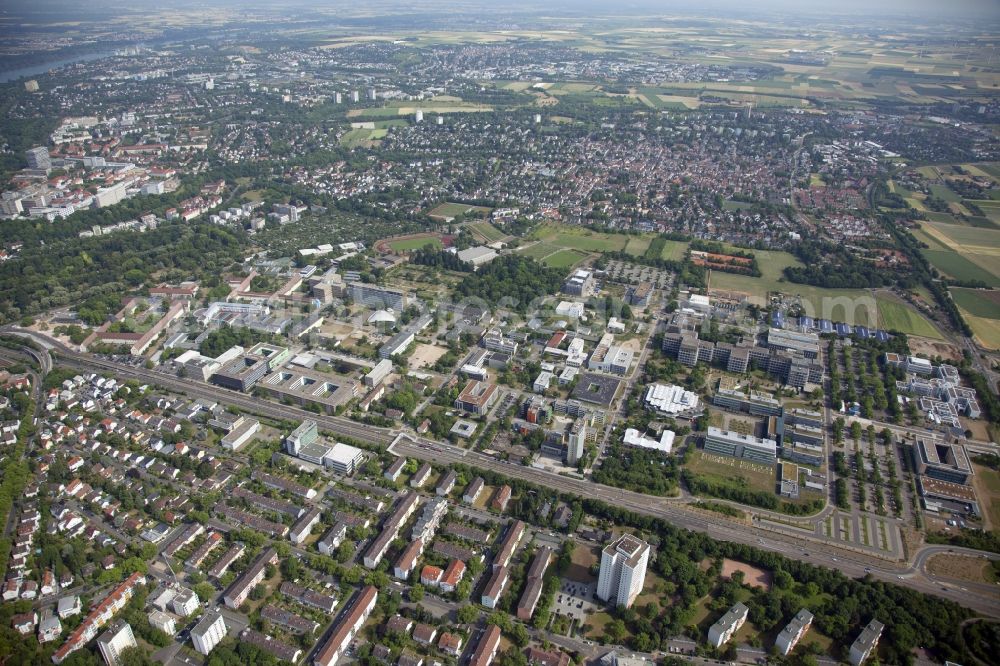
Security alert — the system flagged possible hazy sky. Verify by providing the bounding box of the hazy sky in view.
[5,0,999,21]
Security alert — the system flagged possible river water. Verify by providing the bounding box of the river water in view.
[0,51,115,83]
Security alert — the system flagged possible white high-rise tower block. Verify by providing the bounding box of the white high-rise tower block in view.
[596,534,650,608]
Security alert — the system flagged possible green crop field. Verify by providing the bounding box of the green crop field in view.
[952,288,1000,350]
[388,236,443,252]
[951,288,1000,319]
[876,296,941,338]
[927,220,1000,249]
[922,250,1000,286]
[929,184,962,203]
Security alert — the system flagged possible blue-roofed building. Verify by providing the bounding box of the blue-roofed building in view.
[874,330,890,342]
[835,323,852,336]
[771,311,786,329]
[799,316,814,330]
[855,326,871,339]
[818,319,833,333]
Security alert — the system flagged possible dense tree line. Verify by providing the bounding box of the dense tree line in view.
[199,325,278,358]
[961,367,1000,424]
[784,241,906,289]
[453,255,564,312]
[591,444,680,496]
[0,223,245,324]
[409,246,473,272]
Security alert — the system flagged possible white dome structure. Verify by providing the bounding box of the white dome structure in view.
[367,309,397,325]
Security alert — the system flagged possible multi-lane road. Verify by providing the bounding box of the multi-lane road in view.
[6,330,1000,618]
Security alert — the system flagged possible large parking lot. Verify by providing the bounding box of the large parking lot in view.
[553,579,598,622]
[602,259,673,289]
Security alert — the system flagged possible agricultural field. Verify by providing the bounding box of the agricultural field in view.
[914,221,1000,287]
[875,295,942,339]
[516,241,563,261]
[950,288,1000,350]
[951,288,1000,319]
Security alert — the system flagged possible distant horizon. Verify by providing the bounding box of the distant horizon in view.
[1,0,998,23]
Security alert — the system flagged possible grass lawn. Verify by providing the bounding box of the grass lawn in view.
[971,463,1000,529]
[660,239,688,261]
[541,229,627,252]
[467,222,506,243]
[340,127,387,147]
[875,295,942,338]
[542,248,589,269]
[926,553,998,584]
[566,544,598,583]
[517,242,562,260]
[623,236,652,257]
[429,202,493,219]
[685,450,777,495]
[584,611,623,640]
[388,236,443,252]
[709,248,874,323]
